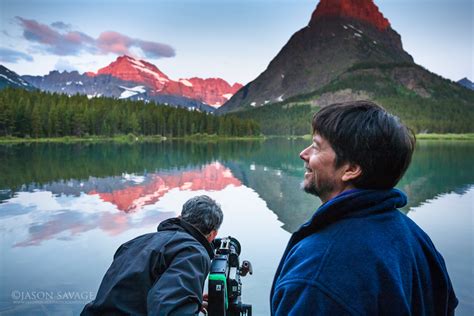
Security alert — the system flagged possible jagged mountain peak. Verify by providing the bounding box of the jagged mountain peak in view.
[93,54,170,85]
[220,0,413,113]
[310,0,390,30]
[0,65,35,90]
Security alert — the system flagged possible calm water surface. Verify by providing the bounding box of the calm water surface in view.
[0,140,473,315]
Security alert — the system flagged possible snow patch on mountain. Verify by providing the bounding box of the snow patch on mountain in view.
[179,79,193,87]
[0,72,29,86]
[131,64,169,84]
[0,74,16,84]
[119,85,146,99]
[127,56,146,68]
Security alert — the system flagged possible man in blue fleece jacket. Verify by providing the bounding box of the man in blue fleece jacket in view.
[271,101,458,315]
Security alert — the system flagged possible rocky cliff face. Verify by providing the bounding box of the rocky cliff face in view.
[0,65,35,90]
[183,78,243,108]
[311,0,390,30]
[89,55,242,107]
[219,0,413,113]
[93,55,171,91]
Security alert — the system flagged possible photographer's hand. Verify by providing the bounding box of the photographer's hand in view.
[200,294,208,314]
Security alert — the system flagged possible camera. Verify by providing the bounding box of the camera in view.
[208,236,252,316]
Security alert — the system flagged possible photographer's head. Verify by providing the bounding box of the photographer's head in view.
[300,100,415,202]
[181,195,223,242]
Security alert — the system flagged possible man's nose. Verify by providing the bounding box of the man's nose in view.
[300,146,310,161]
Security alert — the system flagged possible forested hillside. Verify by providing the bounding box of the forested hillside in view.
[234,64,474,135]
[0,88,260,138]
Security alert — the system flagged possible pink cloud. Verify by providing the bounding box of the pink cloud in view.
[97,31,133,56]
[16,17,175,58]
[17,17,59,45]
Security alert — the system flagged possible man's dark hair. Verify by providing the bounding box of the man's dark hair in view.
[312,100,416,189]
[181,195,223,235]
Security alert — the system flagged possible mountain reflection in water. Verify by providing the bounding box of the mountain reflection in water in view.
[0,162,241,247]
[89,162,241,212]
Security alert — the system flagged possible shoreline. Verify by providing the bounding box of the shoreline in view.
[0,133,473,144]
[0,134,265,144]
[266,134,474,141]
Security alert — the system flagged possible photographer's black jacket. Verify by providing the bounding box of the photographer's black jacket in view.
[82,218,214,316]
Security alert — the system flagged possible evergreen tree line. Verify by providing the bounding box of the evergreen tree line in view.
[0,88,260,138]
[235,102,314,135]
[235,70,474,135]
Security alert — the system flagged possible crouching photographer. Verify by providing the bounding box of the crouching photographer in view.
[82,195,223,316]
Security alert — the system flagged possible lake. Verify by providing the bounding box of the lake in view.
[0,139,473,315]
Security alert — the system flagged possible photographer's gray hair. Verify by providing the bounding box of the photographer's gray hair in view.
[181,195,223,235]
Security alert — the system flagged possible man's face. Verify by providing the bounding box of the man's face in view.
[299,133,345,202]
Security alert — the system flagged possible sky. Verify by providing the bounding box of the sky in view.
[0,0,472,85]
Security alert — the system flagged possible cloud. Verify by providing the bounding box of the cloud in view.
[0,47,34,63]
[54,58,77,72]
[135,39,176,59]
[96,31,175,58]
[51,21,71,30]
[16,17,175,58]
[16,16,95,56]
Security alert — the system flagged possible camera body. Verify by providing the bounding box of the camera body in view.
[208,237,252,316]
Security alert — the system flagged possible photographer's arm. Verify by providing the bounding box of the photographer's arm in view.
[147,246,209,316]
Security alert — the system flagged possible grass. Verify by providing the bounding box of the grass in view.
[0,134,265,144]
[170,133,264,141]
[415,133,474,140]
[270,134,474,141]
[0,135,165,144]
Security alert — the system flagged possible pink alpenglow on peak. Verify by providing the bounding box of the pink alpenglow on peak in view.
[87,55,242,107]
[311,0,390,30]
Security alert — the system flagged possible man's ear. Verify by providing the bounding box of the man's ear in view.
[206,230,218,243]
[341,163,362,182]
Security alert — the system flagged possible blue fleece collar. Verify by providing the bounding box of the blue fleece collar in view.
[298,188,407,240]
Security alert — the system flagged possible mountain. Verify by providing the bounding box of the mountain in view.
[88,55,243,108]
[23,69,215,112]
[21,55,242,112]
[220,0,413,112]
[217,0,474,134]
[458,78,474,90]
[0,65,35,90]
